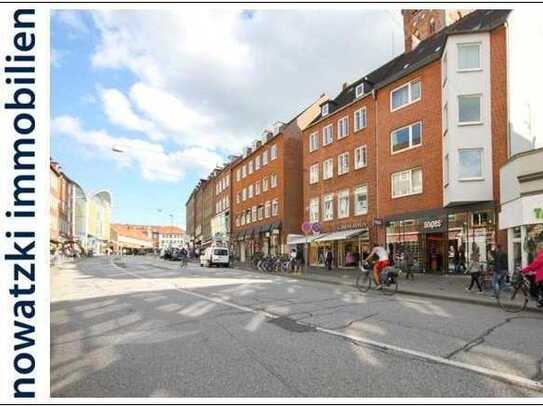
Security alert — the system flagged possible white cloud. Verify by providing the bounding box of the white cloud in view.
[51,48,68,67]
[52,115,222,182]
[54,10,90,34]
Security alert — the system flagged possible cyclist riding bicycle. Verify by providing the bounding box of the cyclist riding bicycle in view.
[367,243,389,290]
[521,246,543,307]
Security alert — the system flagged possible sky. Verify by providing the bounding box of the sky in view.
[51,8,404,229]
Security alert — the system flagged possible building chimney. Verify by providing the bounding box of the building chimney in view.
[342,82,349,90]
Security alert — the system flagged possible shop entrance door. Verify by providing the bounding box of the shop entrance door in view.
[425,233,445,273]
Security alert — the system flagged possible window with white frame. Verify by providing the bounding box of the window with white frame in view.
[458,94,482,124]
[309,197,319,223]
[255,181,261,195]
[271,199,279,216]
[458,43,481,71]
[255,155,261,170]
[236,192,241,204]
[322,124,333,146]
[323,194,334,221]
[337,116,349,139]
[354,107,367,131]
[355,83,364,98]
[225,195,229,208]
[271,173,278,188]
[240,214,245,226]
[257,205,264,220]
[242,188,247,201]
[442,52,448,85]
[252,206,257,222]
[337,152,349,175]
[225,176,229,188]
[248,184,254,198]
[337,190,349,218]
[263,176,269,191]
[354,185,368,215]
[390,79,421,111]
[236,216,240,227]
[443,103,448,135]
[216,183,220,195]
[242,165,247,178]
[323,158,333,179]
[270,144,277,160]
[245,210,251,224]
[391,168,423,198]
[248,160,254,174]
[262,149,269,165]
[236,169,241,182]
[391,122,422,154]
[354,145,367,169]
[458,149,483,180]
[444,154,449,186]
[321,103,329,116]
[265,201,271,218]
[309,164,319,184]
[309,132,319,152]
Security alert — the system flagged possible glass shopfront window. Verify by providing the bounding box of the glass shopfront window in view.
[386,219,423,273]
[337,238,370,267]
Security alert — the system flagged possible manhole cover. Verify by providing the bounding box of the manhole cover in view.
[267,316,316,333]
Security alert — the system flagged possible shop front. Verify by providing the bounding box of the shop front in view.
[234,222,282,262]
[307,226,369,269]
[385,204,497,274]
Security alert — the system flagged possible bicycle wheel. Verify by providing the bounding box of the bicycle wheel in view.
[356,271,371,292]
[382,275,398,296]
[497,283,528,313]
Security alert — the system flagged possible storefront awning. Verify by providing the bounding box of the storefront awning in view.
[287,234,323,245]
[315,228,368,242]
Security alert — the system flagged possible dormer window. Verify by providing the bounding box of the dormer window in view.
[355,84,364,98]
[321,103,329,116]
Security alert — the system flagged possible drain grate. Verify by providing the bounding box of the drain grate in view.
[267,316,316,333]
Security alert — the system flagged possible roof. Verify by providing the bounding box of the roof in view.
[154,226,184,235]
[309,9,511,125]
[111,224,153,242]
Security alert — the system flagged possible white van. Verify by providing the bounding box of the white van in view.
[200,246,230,268]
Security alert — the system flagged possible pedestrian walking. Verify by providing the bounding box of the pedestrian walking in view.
[295,248,304,272]
[491,244,508,296]
[325,248,333,271]
[466,257,483,294]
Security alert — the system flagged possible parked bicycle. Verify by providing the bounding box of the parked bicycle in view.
[356,260,400,295]
[496,268,539,313]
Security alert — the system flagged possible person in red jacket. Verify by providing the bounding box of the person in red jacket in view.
[521,247,543,307]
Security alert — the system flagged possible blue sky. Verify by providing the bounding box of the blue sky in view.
[51,9,403,229]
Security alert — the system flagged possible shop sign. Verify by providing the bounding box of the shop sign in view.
[535,208,543,220]
[422,216,447,232]
[373,218,383,226]
[337,222,366,231]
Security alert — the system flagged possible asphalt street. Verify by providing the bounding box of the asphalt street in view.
[51,256,543,398]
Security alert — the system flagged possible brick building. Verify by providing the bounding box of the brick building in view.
[230,96,325,262]
[50,161,74,245]
[211,157,239,246]
[301,9,514,273]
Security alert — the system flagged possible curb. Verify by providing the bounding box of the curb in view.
[233,263,540,313]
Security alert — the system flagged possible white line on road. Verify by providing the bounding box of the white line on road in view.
[109,258,543,393]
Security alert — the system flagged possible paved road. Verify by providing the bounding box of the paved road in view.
[51,256,543,398]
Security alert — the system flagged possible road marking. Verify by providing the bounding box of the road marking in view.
[109,258,543,393]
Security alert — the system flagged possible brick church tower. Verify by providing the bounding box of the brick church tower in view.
[401,9,473,52]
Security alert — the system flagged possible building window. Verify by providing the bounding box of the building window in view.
[323,159,333,180]
[337,152,349,175]
[458,43,481,71]
[262,149,269,165]
[265,201,271,218]
[323,194,334,221]
[443,103,448,135]
[248,160,254,174]
[257,205,264,220]
[309,164,319,184]
[270,173,278,188]
[248,184,254,198]
[354,107,367,132]
[337,116,349,139]
[323,124,333,146]
[236,192,241,204]
[255,155,261,170]
[242,188,247,201]
[242,165,247,178]
[255,181,261,195]
[391,168,423,198]
[391,122,422,154]
[442,52,448,85]
[309,197,319,223]
[458,94,482,125]
[355,83,364,98]
[458,149,483,180]
[321,103,329,116]
[271,144,277,160]
[240,214,245,226]
[252,206,257,222]
[246,210,251,224]
[337,189,349,219]
[354,185,368,215]
[309,132,319,152]
[263,177,269,191]
[354,145,367,169]
[390,79,421,111]
[444,154,449,186]
[271,199,279,216]
[236,169,241,182]
[225,176,229,188]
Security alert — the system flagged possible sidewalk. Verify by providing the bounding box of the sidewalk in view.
[232,262,540,312]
